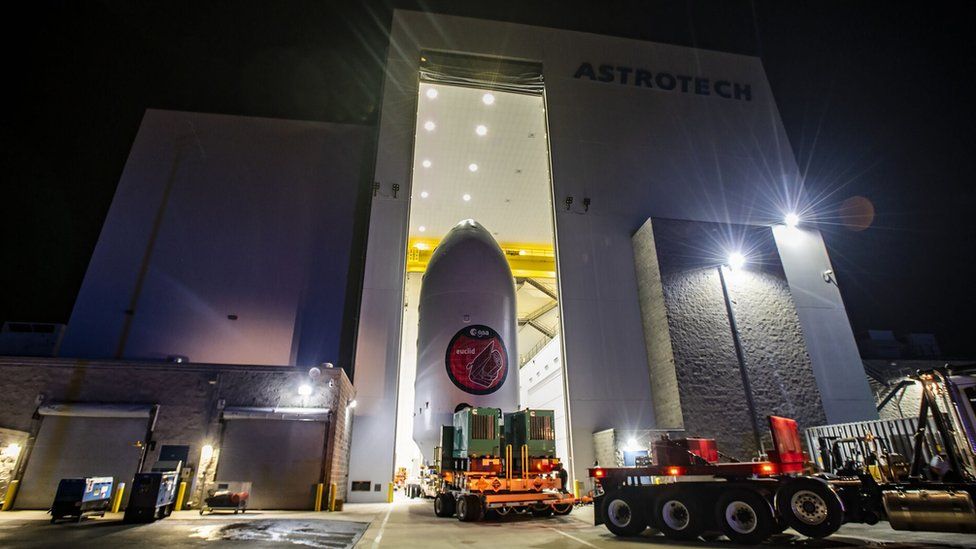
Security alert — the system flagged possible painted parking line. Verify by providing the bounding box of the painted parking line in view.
[545,526,601,548]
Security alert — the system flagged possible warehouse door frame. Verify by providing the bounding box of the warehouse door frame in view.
[215,407,330,510]
[14,403,157,509]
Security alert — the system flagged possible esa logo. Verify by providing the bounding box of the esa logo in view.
[446,324,509,395]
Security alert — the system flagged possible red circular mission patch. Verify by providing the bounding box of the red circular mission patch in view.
[445,325,508,395]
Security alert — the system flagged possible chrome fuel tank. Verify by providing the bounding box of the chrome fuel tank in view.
[882,489,976,533]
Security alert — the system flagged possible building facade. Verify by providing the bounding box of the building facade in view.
[1,10,879,507]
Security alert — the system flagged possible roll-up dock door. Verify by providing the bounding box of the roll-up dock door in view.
[216,408,329,510]
[15,403,154,509]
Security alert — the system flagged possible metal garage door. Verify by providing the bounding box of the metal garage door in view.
[16,407,151,509]
[217,418,327,510]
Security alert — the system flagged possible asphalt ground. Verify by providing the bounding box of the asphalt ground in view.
[1,498,974,548]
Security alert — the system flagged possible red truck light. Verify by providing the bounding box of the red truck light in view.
[665,466,685,476]
[592,468,605,478]
[754,462,778,475]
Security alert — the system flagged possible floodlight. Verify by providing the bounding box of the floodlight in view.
[728,252,746,270]
[784,212,800,229]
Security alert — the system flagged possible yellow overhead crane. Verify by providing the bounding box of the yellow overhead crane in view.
[407,238,556,279]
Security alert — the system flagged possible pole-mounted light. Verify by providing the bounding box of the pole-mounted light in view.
[727,251,746,270]
[784,212,800,229]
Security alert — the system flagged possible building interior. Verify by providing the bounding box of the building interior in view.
[394,78,569,475]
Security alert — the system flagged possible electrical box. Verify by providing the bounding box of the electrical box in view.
[123,471,178,523]
[504,409,556,458]
[452,407,501,458]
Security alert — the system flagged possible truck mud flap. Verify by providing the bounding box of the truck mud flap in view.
[593,494,604,525]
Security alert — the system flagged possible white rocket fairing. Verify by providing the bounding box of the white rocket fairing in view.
[413,219,518,462]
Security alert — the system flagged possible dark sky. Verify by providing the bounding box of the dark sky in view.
[4,1,975,356]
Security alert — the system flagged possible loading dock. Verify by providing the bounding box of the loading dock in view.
[15,403,154,509]
[216,407,329,510]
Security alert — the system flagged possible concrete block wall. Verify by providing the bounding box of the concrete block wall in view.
[0,357,353,505]
[634,218,827,458]
[592,429,616,468]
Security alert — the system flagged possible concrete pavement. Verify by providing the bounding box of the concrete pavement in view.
[1,498,974,548]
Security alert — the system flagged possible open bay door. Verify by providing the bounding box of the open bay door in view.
[15,403,154,509]
[217,407,329,510]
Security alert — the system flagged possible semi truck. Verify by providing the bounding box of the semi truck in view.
[430,406,575,521]
[588,365,976,544]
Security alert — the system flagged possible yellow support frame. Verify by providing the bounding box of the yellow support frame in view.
[407,239,555,279]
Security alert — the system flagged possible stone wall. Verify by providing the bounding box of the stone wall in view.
[0,357,354,506]
[634,218,827,458]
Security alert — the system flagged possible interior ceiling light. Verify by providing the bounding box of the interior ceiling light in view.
[475,124,488,136]
[424,120,436,132]
[468,163,478,172]
[462,194,472,202]
[418,225,426,232]
[422,159,431,168]
[425,88,438,99]
[482,93,495,105]
[784,212,800,229]
[420,191,429,198]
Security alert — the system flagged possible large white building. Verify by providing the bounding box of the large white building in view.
[17,9,878,506]
[348,10,876,502]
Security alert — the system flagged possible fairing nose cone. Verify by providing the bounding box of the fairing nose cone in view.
[412,219,519,463]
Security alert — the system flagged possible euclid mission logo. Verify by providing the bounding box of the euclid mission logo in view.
[445,325,508,395]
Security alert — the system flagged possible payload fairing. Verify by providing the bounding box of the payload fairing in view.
[412,220,519,462]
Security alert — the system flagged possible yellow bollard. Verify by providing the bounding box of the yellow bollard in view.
[387,482,394,503]
[573,479,584,500]
[174,481,187,512]
[111,482,126,513]
[314,483,324,512]
[328,482,337,511]
[1,480,20,511]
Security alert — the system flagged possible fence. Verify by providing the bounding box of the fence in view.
[804,416,941,472]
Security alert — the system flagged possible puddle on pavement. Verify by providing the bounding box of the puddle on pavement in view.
[189,519,366,548]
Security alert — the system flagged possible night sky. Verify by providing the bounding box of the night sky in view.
[4,1,975,356]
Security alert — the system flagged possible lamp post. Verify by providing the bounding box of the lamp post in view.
[718,257,763,454]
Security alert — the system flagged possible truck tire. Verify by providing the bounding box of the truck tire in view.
[654,488,705,540]
[434,493,455,517]
[714,489,774,545]
[457,494,483,522]
[775,479,843,539]
[602,490,647,537]
[553,503,573,516]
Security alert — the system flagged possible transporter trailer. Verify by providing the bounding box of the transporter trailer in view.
[432,407,576,521]
[589,366,976,544]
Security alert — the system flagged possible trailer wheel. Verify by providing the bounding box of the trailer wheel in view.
[434,493,455,517]
[775,479,842,539]
[531,503,553,517]
[553,503,573,516]
[457,494,483,522]
[655,489,705,540]
[602,491,647,537]
[714,489,774,545]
